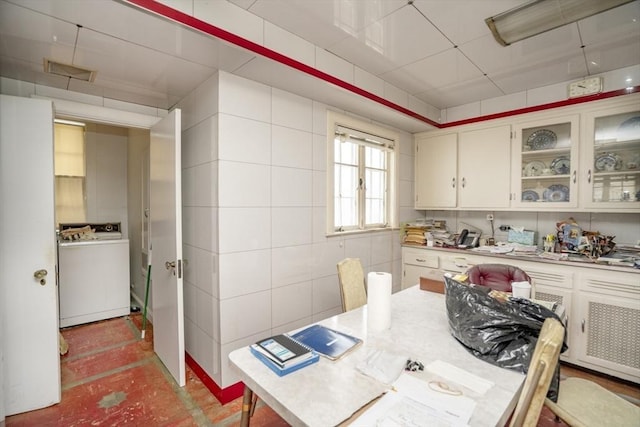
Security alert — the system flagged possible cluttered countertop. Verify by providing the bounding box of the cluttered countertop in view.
[402,218,640,273]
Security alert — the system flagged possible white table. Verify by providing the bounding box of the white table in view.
[229,286,525,426]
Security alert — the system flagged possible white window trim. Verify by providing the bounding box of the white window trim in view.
[326,111,399,236]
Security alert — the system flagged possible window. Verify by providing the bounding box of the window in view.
[54,121,86,226]
[327,112,397,234]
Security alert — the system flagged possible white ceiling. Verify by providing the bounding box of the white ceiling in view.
[1,0,639,132]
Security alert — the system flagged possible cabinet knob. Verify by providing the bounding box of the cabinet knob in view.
[452,177,456,188]
[581,319,585,333]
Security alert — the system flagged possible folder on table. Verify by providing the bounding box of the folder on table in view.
[291,324,362,360]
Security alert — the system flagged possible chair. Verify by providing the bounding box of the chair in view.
[509,317,565,427]
[544,377,640,426]
[509,317,640,427]
[465,263,531,293]
[337,258,367,312]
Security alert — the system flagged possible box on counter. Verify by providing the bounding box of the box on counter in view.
[508,229,537,246]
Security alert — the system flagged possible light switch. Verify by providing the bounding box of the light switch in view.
[567,77,603,98]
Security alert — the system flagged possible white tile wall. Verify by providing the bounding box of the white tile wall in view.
[219,290,271,343]
[183,71,418,389]
[264,22,315,68]
[271,167,312,207]
[271,207,313,247]
[218,72,271,122]
[271,244,313,288]
[218,161,270,207]
[271,125,313,169]
[218,207,271,252]
[272,88,313,131]
[218,114,270,164]
[272,281,313,327]
[218,249,271,299]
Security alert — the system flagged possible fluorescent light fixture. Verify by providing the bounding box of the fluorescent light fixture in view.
[485,0,634,46]
[54,118,86,127]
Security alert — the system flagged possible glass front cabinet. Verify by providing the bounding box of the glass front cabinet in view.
[512,115,580,209]
[582,106,640,209]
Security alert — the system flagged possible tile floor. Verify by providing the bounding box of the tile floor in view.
[5,313,639,426]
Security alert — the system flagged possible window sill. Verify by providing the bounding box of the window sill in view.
[326,227,400,238]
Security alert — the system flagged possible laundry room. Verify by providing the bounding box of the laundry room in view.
[54,118,150,328]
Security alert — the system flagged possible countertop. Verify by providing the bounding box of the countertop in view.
[403,244,640,274]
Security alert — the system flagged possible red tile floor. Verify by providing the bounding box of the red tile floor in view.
[6,314,639,426]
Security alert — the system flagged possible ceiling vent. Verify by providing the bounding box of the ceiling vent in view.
[44,58,96,82]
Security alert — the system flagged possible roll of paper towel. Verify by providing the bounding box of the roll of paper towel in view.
[367,272,392,333]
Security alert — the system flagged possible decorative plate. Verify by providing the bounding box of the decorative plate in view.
[521,190,539,202]
[617,116,640,141]
[523,160,546,177]
[550,156,570,175]
[543,184,569,202]
[594,153,621,171]
[526,129,557,150]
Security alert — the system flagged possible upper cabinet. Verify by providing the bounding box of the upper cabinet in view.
[414,93,640,213]
[415,125,510,209]
[581,105,640,210]
[511,115,579,209]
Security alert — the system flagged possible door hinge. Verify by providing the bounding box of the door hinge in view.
[177,259,183,279]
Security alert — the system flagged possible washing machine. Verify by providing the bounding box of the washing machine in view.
[58,222,130,327]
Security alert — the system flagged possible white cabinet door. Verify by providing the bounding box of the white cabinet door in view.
[459,125,511,208]
[574,292,640,382]
[415,133,457,208]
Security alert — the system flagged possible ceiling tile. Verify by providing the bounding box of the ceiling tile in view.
[416,76,503,109]
[383,48,483,95]
[491,51,587,94]
[328,6,453,75]
[578,1,640,45]
[585,37,640,75]
[460,25,583,76]
[0,1,77,65]
[412,0,530,45]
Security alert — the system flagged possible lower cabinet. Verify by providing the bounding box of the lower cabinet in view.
[400,245,640,383]
[573,271,640,383]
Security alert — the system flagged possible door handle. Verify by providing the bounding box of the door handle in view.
[165,260,183,278]
[34,269,47,286]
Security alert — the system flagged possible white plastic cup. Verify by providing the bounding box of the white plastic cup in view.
[511,281,532,299]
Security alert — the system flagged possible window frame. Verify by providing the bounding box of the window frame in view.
[326,111,398,236]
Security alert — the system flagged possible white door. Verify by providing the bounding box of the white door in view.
[0,95,61,415]
[149,109,185,387]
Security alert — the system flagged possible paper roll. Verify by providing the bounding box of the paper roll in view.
[367,272,392,333]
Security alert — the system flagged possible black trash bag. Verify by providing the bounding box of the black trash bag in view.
[443,276,568,401]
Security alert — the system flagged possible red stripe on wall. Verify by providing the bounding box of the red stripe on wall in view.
[123,0,639,129]
[185,352,244,404]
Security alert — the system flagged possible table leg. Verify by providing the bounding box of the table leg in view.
[240,385,254,427]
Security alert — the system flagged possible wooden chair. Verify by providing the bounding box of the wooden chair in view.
[509,317,565,427]
[337,258,367,312]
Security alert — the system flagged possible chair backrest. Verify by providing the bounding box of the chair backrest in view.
[337,258,367,312]
[509,317,565,427]
[465,263,531,292]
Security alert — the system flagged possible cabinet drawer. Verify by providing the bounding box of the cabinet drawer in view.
[579,271,640,298]
[402,248,438,268]
[440,255,477,273]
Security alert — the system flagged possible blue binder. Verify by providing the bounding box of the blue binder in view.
[250,345,319,376]
[291,324,362,360]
